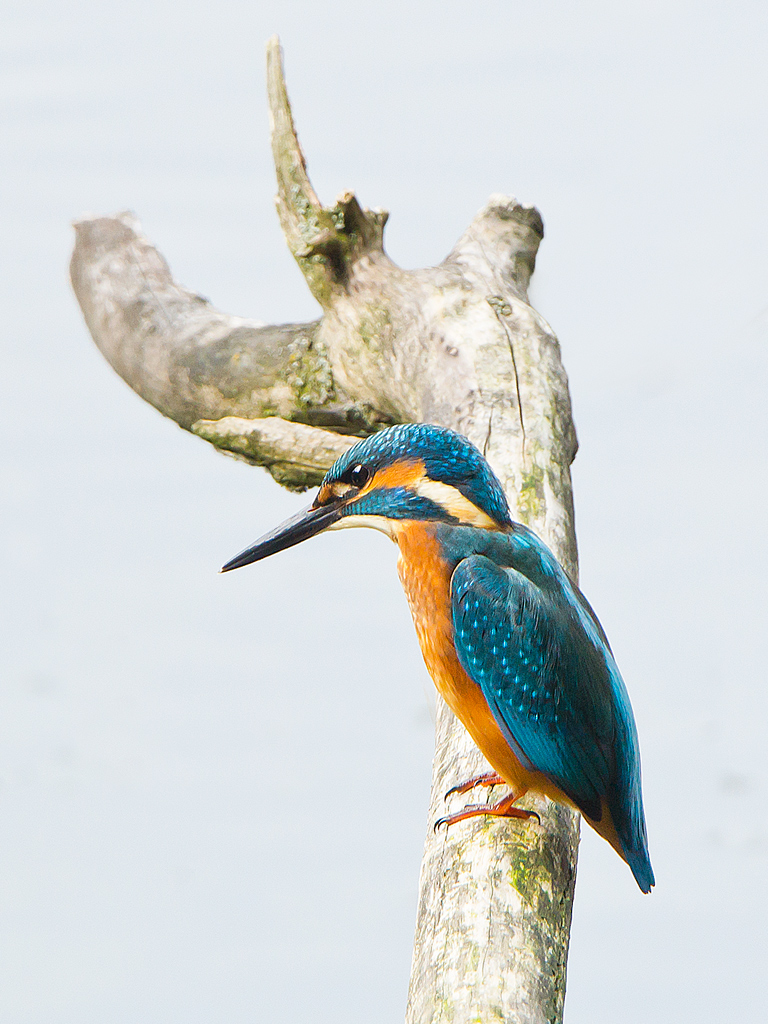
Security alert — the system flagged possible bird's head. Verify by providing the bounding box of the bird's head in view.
[221,423,512,571]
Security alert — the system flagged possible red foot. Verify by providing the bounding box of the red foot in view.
[434,792,540,832]
[444,771,505,801]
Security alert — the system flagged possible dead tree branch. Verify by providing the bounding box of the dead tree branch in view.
[71,35,581,1023]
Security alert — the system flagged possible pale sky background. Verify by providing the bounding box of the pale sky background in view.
[2,2,767,1022]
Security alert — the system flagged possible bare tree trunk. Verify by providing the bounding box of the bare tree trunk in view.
[70,37,580,1023]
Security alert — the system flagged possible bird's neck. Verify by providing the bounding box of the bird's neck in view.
[394,520,506,663]
[394,521,507,604]
[395,522,454,612]
[394,522,464,701]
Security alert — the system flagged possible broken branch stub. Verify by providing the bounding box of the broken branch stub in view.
[267,36,388,306]
[70,34,582,1024]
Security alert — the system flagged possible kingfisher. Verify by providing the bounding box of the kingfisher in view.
[222,423,654,892]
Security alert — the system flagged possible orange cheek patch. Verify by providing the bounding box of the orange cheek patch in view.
[362,458,426,495]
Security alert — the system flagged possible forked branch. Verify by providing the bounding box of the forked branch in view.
[71,36,580,1023]
[267,36,388,305]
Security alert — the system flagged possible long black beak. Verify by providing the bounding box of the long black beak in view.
[220,500,344,573]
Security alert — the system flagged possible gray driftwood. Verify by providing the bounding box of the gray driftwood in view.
[70,36,581,1024]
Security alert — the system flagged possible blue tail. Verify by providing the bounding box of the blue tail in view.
[625,837,655,894]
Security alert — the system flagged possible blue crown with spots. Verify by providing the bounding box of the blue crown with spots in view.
[324,424,512,527]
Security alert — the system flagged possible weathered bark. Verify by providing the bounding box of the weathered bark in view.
[71,36,580,1023]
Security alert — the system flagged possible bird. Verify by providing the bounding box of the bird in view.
[221,423,654,893]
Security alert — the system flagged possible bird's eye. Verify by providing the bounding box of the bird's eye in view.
[348,464,370,488]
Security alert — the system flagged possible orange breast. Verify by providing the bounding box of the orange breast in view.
[395,523,541,796]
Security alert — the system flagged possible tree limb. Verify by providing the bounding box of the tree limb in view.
[70,210,391,483]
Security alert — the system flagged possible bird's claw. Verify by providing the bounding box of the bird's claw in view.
[444,771,505,801]
[434,800,540,832]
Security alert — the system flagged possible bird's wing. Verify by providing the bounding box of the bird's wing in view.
[451,554,616,820]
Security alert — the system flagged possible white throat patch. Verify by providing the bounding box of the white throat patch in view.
[326,514,398,539]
